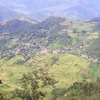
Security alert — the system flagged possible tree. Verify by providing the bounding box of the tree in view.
[13,68,57,100]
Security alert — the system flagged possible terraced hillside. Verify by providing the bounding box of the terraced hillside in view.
[0,16,100,100]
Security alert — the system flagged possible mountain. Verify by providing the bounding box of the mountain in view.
[89,17,100,22]
[0,16,98,59]
[0,16,100,100]
[0,5,23,21]
[62,5,92,20]
[0,17,37,35]
[0,16,73,59]
[0,0,100,21]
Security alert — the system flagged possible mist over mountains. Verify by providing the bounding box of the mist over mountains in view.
[0,0,100,21]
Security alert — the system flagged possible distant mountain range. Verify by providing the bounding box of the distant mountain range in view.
[0,4,22,22]
[0,0,100,21]
[88,17,100,22]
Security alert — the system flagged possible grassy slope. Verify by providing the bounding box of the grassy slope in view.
[0,54,89,93]
[0,55,31,91]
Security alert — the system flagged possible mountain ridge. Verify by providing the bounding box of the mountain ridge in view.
[0,0,100,21]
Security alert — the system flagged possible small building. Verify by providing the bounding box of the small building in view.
[40,49,49,54]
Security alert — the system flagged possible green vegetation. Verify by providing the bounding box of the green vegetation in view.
[13,68,57,100]
[0,16,100,99]
[87,38,100,59]
[57,78,100,100]
[89,63,100,77]
[0,53,100,99]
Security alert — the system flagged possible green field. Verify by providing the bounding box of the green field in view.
[0,53,90,93]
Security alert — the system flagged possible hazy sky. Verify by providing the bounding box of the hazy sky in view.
[0,0,100,20]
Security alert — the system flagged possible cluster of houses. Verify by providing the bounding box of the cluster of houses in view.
[40,48,72,55]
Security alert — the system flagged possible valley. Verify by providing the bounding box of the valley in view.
[0,16,100,100]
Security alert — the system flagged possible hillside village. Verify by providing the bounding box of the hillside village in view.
[0,16,100,100]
